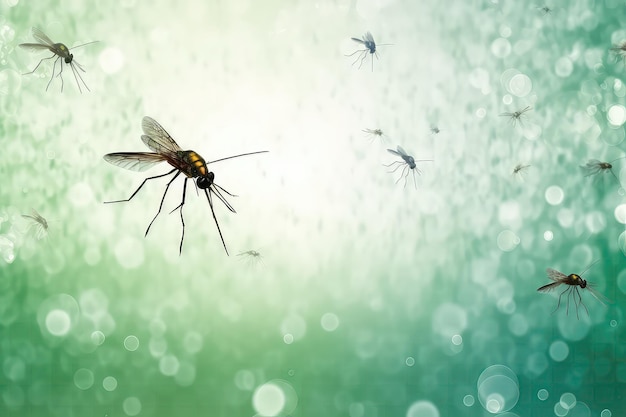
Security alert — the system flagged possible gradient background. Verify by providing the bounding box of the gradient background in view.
[1,0,626,416]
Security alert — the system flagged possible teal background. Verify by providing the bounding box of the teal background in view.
[1,0,626,416]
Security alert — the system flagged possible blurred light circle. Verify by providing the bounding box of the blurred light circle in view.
[253,382,286,416]
[608,104,626,127]
[508,73,532,97]
[321,313,339,331]
[123,397,141,416]
[124,335,139,351]
[537,389,549,400]
[545,186,564,205]
[406,400,440,417]
[463,395,475,406]
[432,303,467,337]
[73,368,94,390]
[477,365,519,413]
[549,340,569,362]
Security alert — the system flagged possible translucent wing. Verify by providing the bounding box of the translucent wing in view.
[387,148,402,157]
[395,145,409,157]
[103,152,167,172]
[351,37,365,44]
[18,43,53,52]
[141,117,183,154]
[364,31,375,43]
[546,268,568,282]
[585,284,612,305]
[31,27,55,46]
[537,281,562,293]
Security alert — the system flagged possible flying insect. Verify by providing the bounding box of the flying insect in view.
[345,32,392,72]
[19,27,98,93]
[384,145,432,189]
[103,116,268,255]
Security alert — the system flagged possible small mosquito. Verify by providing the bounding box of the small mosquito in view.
[103,116,268,255]
[539,6,552,15]
[512,163,531,177]
[537,260,610,319]
[362,128,386,142]
[19,27,98,93]
[610,41,626,66]
[581,156,626,186]
[430,126,441,135]
[237,249,263,266]
[383,145,433,189]
[499,106,532,127]
[345,32,392,72]
[21,208,49,240]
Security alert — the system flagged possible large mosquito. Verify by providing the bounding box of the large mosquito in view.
[537,260,610,319]
[103,116,268,255]
[345,32,392,72]
[384,145,432,189]
[19,27,98,93]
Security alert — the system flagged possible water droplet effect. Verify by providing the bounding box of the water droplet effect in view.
[103,376,117,391]
[253,382,286,416]
[406,400,440,417]
[124,335,139,351]
[73,368,94,390]
[320,312,339,331]
[537,389,549,400]
[123,397,142,416]
[463,395,475,406]
[549,340,570,362]
[477,365,519,413]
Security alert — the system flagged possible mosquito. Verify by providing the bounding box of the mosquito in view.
[610,41,626,66]
[19,27,98,93]
[430,126,441,135]
[383,145,432,189]
[345,32,392,72]
[237,249,263,266]
[512,163,531,177]
[581,156,626,186]
[539,6,552,15]
[499,106,532,127]
[103,116,268,255]
[21,208,49,240]
[537,260,610,319]
[362,128,386,142]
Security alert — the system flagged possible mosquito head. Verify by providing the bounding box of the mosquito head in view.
[197,172,215,189]
[65,53,73,64]
[600,162,612,169]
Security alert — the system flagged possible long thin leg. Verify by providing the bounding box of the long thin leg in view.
[70,61,90,93]
[23,54,55,75]
[166,178,188,255]
[204,189,229,255]
[345,48,366,58]
[46,57,60,92]
[212,183,237,213]
[553,287,568,314]
[358,52,368,69]
[104,168,177,204]
[145,170,182,236]
[411,169,417,189]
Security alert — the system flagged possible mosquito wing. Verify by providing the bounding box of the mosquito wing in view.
[546,268,568,283]
[31,27,55,46]
[395,145,410,157]
[387,148,402,157]
[103,152,167,172]
[141,116,183,155]
[537,281,563,293]
[586,284,613,305]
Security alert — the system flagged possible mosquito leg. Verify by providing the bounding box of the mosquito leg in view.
[352,50,365,67]
[69,62,83,94]
[345,49,365,58]
[358,52,368,69]
[211,184,237,213]
[56,59,65,93]
[46,57,60,92]
[204,189,229,255]
[23,54,55,75]
[177,178,189,255]
[412,169,418,190]
[71,61,90,93]
[104,168,177,204]
[145,170,182,237]
[553,288,568,314]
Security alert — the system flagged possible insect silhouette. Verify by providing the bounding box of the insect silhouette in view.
[610,41,626,66]
[537,260,610,319]
[19,27,98,93]
[383,146,432,189]
[512,163,531,177]
[539,6,552,15]
[362,128,386,142]
[21,208,49,240]
[499,106,532,127]
[581,156,626,186]
[430,126,441,135]
[103,116,268,255]
[345,32,392,72]
[237,249,263,266]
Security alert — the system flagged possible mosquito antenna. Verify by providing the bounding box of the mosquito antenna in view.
[579,259,600,277]
[207,150,268,164]
[69,40,99,50]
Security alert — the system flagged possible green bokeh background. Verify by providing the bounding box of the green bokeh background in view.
[1,0,626,416]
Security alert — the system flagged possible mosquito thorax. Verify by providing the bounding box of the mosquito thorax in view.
[196,173,215,189]
[365,41,375,52]
[601,162,612,169]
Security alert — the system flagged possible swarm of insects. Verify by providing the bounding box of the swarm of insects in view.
[537,260,610,319]
[362,128,386,142]
[345,31,392,72]
[499,106,532,127]
[103,116,268,255]
[19,27,98,93]
[581,157,625,186]
[383,145,432,189]
[21,208,49,240]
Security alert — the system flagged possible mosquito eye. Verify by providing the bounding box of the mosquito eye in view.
[197,177,210,189]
